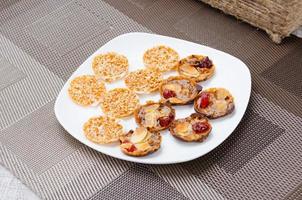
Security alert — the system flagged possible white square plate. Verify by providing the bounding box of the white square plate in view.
[55,32,251,164]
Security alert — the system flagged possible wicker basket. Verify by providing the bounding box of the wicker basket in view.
[199,0,302,43]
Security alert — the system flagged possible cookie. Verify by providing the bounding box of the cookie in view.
[68,75,106,106]
[159,76,199,105]
[194,88,235,119]
[92,52,129,82]
[120,127,161,157]
[169,113,212,142]
[101,88,140,118]
[125,68,163,94]
[83,116,123,144]
[178,55,215,82]
[134,101,175,132]
[143,45,179,72]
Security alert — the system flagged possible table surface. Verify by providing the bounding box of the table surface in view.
[0,165,39,200]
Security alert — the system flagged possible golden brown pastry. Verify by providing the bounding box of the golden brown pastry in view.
[194,88,235,119]
[159,76,199,105]
[178,55,215,82]
[169,114,211,142]
[120,127,161,157]
[134,101,175,132]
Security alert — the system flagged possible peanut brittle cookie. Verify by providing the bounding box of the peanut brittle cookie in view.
[92,52,129,82]
[68,75,106,106]
[83,116,123,144]
[143,45,179,72]
[125,68,163,94]
[101,88,140,118]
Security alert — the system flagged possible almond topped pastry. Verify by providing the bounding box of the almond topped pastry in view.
[101,88,140,118]
[83,116,123,144]
[120,127,161,157]
[194,88,235,119]
[159,76,199,105]
[68,75,106,106]
[178,55,215,82]
[143,45,179,72]
[92,52,129,82]
[124,68,163,94]
[169,113,212,142]
[134,101,175,132]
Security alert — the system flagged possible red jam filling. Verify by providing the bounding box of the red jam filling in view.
[163,89,177,99]
[192,122,209,134]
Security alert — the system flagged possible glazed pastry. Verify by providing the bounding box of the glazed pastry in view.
[134,101,175,132]
[159,76,199,105]
[169,114,211,142]
[120,127,161,157]
[178,55,215,82]
[194,88,234,119]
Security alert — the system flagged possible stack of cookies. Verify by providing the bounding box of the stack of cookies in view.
[68,45,235,157]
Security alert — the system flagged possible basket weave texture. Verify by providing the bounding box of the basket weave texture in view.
[199,0,302,43]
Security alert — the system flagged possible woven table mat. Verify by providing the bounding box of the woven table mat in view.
[0,0,301,199]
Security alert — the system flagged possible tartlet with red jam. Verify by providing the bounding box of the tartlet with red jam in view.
[169,113,211,142]
[194,88,234,119]
[178,55,215,82]
[134,101,175,132]
[120,127,161,157]
[159,76,199,105]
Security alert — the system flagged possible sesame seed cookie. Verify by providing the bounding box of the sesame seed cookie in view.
[101,88,140,118]
[143,45,179,72]
[124,68,163,94]
[83,116,124,144]
[92,52,129,82]
[68,75,106,106]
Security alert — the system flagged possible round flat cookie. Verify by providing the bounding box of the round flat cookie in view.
[134,101,175,132]
[101,88,140,118]
[92,52,129,82]
[194,88,235,119]
[124,68,163,94]
[143,45,179,72]
[120,127,161,157]
[159,76,199,105]
[83,116,123,144]
[68,75,106,106]
[169,113,212,142]
[178,55,215,82]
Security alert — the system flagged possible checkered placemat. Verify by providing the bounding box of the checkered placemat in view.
[0,0,301,199]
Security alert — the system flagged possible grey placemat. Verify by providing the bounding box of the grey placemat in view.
[0,0,301,199]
